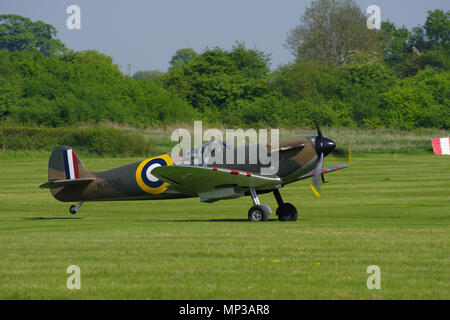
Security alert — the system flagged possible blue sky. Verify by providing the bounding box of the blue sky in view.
[1,0,448,73]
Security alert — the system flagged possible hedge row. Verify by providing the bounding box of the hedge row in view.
[0,127,152,156]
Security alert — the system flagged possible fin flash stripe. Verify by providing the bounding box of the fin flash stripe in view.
[63,149,79,180]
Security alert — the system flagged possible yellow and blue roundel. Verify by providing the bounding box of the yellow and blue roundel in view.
[136,154,173,194]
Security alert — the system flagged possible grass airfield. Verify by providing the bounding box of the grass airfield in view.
[0,153,449,299]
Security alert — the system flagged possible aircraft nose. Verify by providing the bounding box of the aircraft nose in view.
[315,137,336,156]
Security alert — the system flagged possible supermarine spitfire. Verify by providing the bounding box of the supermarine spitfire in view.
[40,127,349,222]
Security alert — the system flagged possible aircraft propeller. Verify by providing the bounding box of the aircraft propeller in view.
[309,125,350,198]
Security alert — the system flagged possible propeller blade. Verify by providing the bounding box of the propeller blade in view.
[310,152,324,198]
[309,126,346,198]
[310,184,321,198]
[315,123,323,138]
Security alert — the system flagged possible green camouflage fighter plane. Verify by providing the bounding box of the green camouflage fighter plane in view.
[39,128,349,222]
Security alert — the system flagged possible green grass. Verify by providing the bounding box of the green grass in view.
[0,153,449,299]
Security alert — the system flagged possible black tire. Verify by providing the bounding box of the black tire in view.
[69,205,77,215]
[276,203,298,221]
[259,203,272,215]
[248,205,270,222]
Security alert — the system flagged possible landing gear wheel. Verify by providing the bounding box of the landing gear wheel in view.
[69,205,78,215]
[248,205,270,222]
[276,203,298,221]
[259,203,272,215]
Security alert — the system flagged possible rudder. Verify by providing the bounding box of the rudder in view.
[48,145,91,181]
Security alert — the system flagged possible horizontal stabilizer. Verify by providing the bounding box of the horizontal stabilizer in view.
[39,178,95,189]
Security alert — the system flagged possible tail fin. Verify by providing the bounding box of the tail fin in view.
[47,145,91,181]
[40,146,95,200]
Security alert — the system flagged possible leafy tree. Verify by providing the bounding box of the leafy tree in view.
[0,49,196,127]
[339,55,395,126]
[416,47,450,70]
[0,14,65,57]
[271,60,340,100]
[379,21,412,64]
[229,42,271,78]
[0,12,448,130]
[169,48,198,67]
[164,46,270,112]
[408,26,428,52]
[286,0,379,64]
[424,9,450,49]
[379,10,450,75]
[132,70,164,81]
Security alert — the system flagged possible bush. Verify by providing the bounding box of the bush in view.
[380,69,450,129]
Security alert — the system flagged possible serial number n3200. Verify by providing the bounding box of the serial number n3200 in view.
[97,178,121,191]
[223,304,269,315]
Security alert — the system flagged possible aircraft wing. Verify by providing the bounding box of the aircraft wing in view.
[296,165,349,181]
[152,165,281,196]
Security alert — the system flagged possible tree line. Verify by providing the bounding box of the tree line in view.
[0,1,448,130]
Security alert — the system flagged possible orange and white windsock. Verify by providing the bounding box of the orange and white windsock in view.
[431,137,450,155]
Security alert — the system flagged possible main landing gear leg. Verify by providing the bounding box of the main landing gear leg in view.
[69,201,84,215]
[248,188,271,222]
[273,189,298,222]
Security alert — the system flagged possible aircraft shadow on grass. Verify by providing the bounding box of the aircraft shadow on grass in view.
[23,217,82,220]
[135,218,278,223]
[23,217,274,223]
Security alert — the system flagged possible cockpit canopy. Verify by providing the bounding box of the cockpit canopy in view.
[182,140,233,165]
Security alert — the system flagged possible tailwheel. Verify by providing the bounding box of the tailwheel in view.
[248,205,270,222]
[69,205,78,215]
[276,203,298,221]
[69,201,84,215]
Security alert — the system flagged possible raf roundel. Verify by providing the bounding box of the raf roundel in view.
[135,154,173,194]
